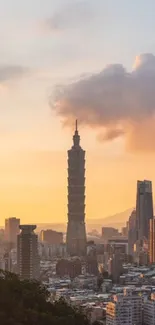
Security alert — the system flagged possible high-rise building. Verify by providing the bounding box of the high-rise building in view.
[66,121,87,256]
[106,288,142,325]
[5,217,20,245]
[136,180,154,245]
[86,255,98,276]
[40,229,63,245]
[17,225,39,280]
[107,253,123,283]
[144,293,155,325]
[128,209,137,256]
[149,218,155,264]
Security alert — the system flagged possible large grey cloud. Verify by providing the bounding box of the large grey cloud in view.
[51,53,155,151]
[0,65,29,82]
[45,1,94,31]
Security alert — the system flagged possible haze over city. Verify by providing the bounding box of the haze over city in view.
[1,0,155,225]
[2,2,155,325]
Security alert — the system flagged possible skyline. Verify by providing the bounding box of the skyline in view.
[1,0,155,224]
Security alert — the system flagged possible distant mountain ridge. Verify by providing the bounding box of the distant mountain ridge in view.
[36,208,134,233]
[0,208,134,232]
[91,208,134,228]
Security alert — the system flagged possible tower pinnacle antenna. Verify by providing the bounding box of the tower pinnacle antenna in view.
[75,119,78,132]
[73,119,80,146]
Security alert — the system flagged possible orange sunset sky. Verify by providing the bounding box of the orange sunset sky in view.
[1,119,155,226]
[1,0,155,225]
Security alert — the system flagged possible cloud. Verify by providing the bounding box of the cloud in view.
[51,53,155,151]
[45,1,94,32]
[97,128,125,142]
[0,65,29,82]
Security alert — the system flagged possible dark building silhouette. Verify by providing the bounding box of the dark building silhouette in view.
[86,248,98,276]
[136,180,154,254]
[17,225,39,280]
[3,251,12,272]
[139,251,149,266]
[108,253,123,283]
[86,256,98,276]
[56,259,69,277]
[40,229,63,245]
[56,258,82,278]
[5,217,20,246]
[128,209,137,256]
[66,121,87,256]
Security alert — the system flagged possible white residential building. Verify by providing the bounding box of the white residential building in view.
[106,287,142,325]
[144,293,155,325]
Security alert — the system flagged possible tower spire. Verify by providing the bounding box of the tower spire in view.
[75,119,78,132]
[73,119,80,146]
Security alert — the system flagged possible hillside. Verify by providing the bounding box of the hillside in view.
[90,207,134,229]
[36,208,134,233]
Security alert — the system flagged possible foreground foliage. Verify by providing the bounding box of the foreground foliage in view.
[0,270,90,325]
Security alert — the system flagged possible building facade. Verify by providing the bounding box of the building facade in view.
[40,229,63,245]
[128,209,137,256]
[107,253,123,283]
[56,258,82,278]
[136,180,153,242]
[17,225,39,280]
[5,217,20,245]
[144,293,155,325]
[66,121,87,256]
[149,218,155,264]
[106,288,142,325]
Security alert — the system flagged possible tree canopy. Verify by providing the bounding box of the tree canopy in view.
[0,270,90,325]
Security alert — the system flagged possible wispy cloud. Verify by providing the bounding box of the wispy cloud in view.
[0,65,29,82]
[51,53,155,152]
[44,1,94,32]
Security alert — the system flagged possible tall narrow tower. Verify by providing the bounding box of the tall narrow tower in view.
[17,225,39,280]
[136,180,153,242]
[66,120,87,256]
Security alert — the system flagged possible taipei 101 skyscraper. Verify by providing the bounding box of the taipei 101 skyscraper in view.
[66,121,87,256]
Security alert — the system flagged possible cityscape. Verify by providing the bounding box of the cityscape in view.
[1,1,155,324]
[0,122,155,325]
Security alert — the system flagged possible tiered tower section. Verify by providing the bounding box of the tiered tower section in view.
[66,121,87,256]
